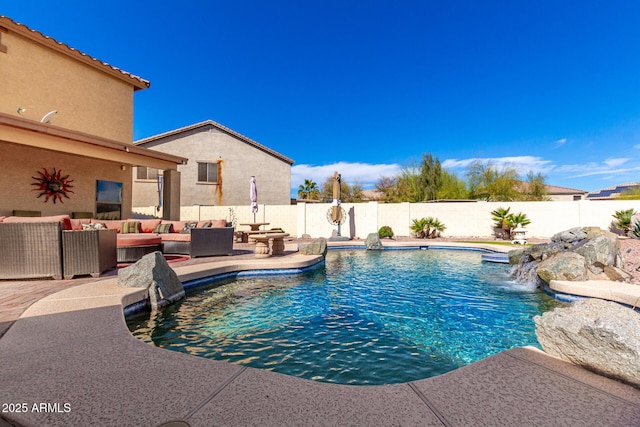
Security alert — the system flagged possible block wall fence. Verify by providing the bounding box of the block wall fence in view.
[133,200,640,239]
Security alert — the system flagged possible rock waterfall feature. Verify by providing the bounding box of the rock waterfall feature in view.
[509,227,629,287]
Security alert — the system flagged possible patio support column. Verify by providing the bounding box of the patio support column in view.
[163,169,181,220]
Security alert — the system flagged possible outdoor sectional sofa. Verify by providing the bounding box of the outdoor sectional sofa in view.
[77,218,235,262]
[0,216,234,280]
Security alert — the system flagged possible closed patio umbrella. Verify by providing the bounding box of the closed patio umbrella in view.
[331,171,342,223]
[250,176,258,222]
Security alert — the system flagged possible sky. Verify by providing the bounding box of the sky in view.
[4,1,640,197]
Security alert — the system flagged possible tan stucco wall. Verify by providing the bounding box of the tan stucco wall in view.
[0,142,133,218]
[136,199,640,238]
[0,28,134,142]
[133,126,291,207]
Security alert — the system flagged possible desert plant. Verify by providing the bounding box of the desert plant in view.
[632,221,640,239]
[490,206,511,229]
[410,218,429,238]
[506,212,531,228]
[378,225,394,239]
[424,217,446,238]
[612,209,637,233]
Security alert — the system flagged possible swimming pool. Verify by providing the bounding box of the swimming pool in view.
[127,249,564,385]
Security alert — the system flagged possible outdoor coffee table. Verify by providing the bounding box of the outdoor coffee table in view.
[249,232,288,258]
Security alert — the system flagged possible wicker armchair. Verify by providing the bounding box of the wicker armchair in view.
[62,229,117,279]
[0,222,64,280]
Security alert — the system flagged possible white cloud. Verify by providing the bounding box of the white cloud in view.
[604,158,629,167]
[442,156,553,175]
[555,138,567,147]
[291,162,401,190]
[634,144,640,149]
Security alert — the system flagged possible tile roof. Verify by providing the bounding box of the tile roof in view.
[515,181,587,195]
[0,15,150,90]
[135,120,294,165]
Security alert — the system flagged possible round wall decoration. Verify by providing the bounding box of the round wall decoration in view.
[31,168,74,203]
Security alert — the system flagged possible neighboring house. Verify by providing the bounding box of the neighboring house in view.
[587,182,640,200]
[541,184,588,201]
[0,15,186,219]
[514,182,587,201]
[132,120,294,208]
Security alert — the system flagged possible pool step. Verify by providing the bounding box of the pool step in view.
[481,253,510,264]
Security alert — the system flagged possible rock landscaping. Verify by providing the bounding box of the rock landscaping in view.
[509,226,631,286]
[534,298,640,389]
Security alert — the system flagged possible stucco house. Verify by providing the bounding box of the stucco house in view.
[132,120,294,209]
[0,15,186,219]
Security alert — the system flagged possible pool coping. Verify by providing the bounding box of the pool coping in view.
[2,243,640,426]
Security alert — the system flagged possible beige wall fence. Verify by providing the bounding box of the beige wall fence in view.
[133,200,640,239]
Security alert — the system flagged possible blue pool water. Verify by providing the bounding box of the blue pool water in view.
[127,249,564,385]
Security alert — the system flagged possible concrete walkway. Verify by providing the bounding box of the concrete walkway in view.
[1,242,640,426]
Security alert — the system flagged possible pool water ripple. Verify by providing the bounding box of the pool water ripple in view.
[127,249,564,385]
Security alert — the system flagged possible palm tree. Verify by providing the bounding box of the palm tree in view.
[297,179,319,200]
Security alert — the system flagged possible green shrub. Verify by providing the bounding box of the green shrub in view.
[410,217,446,238]
[378,225,394,239]
[612,209,637,233]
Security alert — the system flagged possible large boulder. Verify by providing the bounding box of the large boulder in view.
[534,299,640,388]
[298,237,327,256]
[536,252,588,284]
[365,233,383,250]
[118,251,184,309]
[511,227,625,287]
[551,227,587,247]
[572,234,616,267]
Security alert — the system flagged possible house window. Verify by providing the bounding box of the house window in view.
[136,166,159,180]
[198,162,218,183]
[95,180,122,220]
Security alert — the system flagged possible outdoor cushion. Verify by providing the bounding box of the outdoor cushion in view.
[70,218,92,230]
[180,221,198,234]
[116,234,162,247]
[153,223,173,233]
[197,220,212,228]
[159,233,191,242]
[3,214,72,230]
[139,219,162,233]
[161,220,188,233]
[210,219,227,228]
[98,220,123,232]
[120,221,141,234]
[82,222,106,230]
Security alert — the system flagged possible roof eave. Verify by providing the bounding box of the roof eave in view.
[0,15,150,90]
[0,112,186,168]
[135,120,295,165]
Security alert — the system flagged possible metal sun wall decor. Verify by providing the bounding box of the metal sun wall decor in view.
[31,168,74,203]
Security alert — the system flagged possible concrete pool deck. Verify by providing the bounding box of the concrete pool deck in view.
[1,241,640,426]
